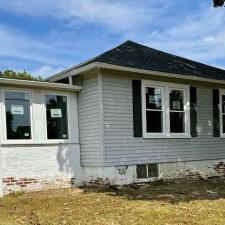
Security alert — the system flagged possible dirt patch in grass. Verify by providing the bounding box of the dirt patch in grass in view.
[1,179,225,225]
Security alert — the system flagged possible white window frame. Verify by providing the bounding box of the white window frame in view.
[219,89,225,138]
[43,92,70,143]
[142,80,190,138]
[1,88,34,144]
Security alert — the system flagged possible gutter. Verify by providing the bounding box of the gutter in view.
[47,62,225,86]
[0,78,81,92]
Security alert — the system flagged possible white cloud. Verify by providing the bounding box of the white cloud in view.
[31,65,64,78]
[0,25,68,65]
[143,5,225,66]
[0,0,225,73]
[0,0,168,33]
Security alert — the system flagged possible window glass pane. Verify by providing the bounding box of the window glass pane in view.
[148,164,158,178]
[46,95,68,139]
[146,87,162,110]
[222,95,225,114]
[146,111,163,133]
[137,164,147,179]
[170,90,184,111]
[170,112,184,133]
[5,91,31,139]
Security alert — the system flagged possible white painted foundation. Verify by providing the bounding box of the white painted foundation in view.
[1,143,82,194]
[82,159,225,186]
[2,145,225,195]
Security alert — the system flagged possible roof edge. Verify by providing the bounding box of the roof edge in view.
[47,62,225,86]
[0,78,81,92]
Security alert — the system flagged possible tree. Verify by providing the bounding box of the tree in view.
[0,69,42,81]
[213,0,225,7]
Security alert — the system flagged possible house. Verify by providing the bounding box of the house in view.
[1,40,225,195]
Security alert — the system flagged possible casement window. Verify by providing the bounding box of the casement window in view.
[136,164,158,179]
[5,91,32,140]
[142,80,190,138]
[45,94,68,140]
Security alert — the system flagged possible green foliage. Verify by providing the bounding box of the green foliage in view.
[213,0,225,7]
[0,69,43,81]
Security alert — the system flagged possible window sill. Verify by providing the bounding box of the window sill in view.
[134,177,159,183]
[1,141,80,146]
[143,134,191,139]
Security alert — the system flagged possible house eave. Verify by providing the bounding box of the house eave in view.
[0,78,81,92]
[46,62,225,86]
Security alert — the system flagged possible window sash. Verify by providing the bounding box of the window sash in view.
[4,91,32,140]
[220,93,225,136]
[144,85,165,135]
[169,89,186,134]
[45,94,69,140]
[142,80,190,138]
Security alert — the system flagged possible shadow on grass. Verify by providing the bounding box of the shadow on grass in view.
[80,178,225,204]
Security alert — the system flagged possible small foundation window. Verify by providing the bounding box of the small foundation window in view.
[136,164,158,179]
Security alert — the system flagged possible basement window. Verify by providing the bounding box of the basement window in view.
[136,164,158,179]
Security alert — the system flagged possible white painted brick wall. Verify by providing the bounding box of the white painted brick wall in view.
[1,143,82,194]
[160,159,225,179]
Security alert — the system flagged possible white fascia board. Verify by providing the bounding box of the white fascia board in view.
[0,78,81,92]
[46,62,225,86]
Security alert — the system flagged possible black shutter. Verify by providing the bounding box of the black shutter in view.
[190,86,197,137]
[213,89,220,137]
[132,80,142,137]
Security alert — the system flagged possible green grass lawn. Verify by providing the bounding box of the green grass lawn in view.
[1,179,225,225]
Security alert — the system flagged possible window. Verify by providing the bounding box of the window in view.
[146,87,163,133]
[136,164,158,179]
[142,80,190,138]
[45,94,68,139]
[5,91,31,140]
[169,89,185,133]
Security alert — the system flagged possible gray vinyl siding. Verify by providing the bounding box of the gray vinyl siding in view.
[78,73,102,166]
[102,72,225,166]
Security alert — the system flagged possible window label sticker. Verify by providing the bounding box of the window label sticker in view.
[50,109,62,118]
[173,101,181,110]
[11,105,24,115]
[63,96,67,102]
[24,133,30,137]
[24,93,30,100]
[149,95,157,104]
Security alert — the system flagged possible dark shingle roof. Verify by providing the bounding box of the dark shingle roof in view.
[83,40,225,81]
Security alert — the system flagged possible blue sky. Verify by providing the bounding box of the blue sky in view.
[0,0,225,78]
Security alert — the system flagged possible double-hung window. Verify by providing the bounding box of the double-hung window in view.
[142,80,190,138]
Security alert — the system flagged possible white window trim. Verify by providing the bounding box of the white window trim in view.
[220,89,225,138]
[43,91,70,143]
[1,88,34,144]
[142,79,190,139]
[0,87,76,145]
